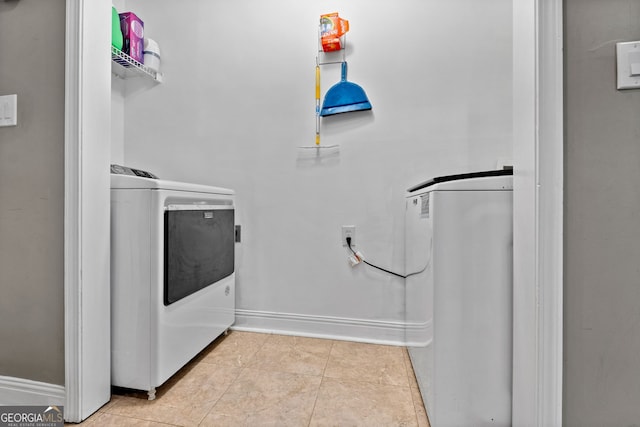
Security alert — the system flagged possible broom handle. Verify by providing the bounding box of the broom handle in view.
[341,61,347,81]
[315,65,321,145]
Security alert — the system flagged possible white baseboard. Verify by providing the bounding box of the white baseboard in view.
[233,309,406,346]
[0,376,64,406]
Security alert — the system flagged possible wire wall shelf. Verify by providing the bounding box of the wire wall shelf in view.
[111,46,163,83]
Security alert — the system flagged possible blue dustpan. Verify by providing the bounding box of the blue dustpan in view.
[320,62,372,116]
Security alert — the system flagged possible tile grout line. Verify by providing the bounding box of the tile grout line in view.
[401,346,424,426]
[195,366,244,426]
[403,347,430,425]
[108,412,180,427]
[305,338,335,427]
[196,331,273,426]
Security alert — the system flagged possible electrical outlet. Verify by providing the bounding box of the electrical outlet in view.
[342,225,355,247]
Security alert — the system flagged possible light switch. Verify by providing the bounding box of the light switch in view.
[630,52,640,76]
[0,94,17,127]
[616,42,640,90]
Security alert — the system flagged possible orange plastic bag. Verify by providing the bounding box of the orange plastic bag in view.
[320,12,349,52]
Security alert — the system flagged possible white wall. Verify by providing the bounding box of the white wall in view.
[115,0,512,342]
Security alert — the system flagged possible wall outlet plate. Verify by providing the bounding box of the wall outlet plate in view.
[342,225,355,247]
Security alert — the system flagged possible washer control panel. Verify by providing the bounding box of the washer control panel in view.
[110,164,158,179]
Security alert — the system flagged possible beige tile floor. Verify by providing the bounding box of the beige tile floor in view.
[71,331,430,427]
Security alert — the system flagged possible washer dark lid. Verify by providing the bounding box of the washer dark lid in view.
[407,168,513,193]
[110,164,158,179]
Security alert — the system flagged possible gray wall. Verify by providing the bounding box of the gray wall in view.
[564,1,640,425]
[0,0,65,385]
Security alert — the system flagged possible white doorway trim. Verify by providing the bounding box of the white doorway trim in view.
[64,0,112,422]
[513,0,563,426]
[64,0,81,420]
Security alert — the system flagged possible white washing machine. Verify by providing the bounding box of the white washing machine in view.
[405,170,513,426]
[110,165,236,399]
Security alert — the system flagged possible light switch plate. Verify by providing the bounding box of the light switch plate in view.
[616,42,640,90]
[0,94,17,127]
